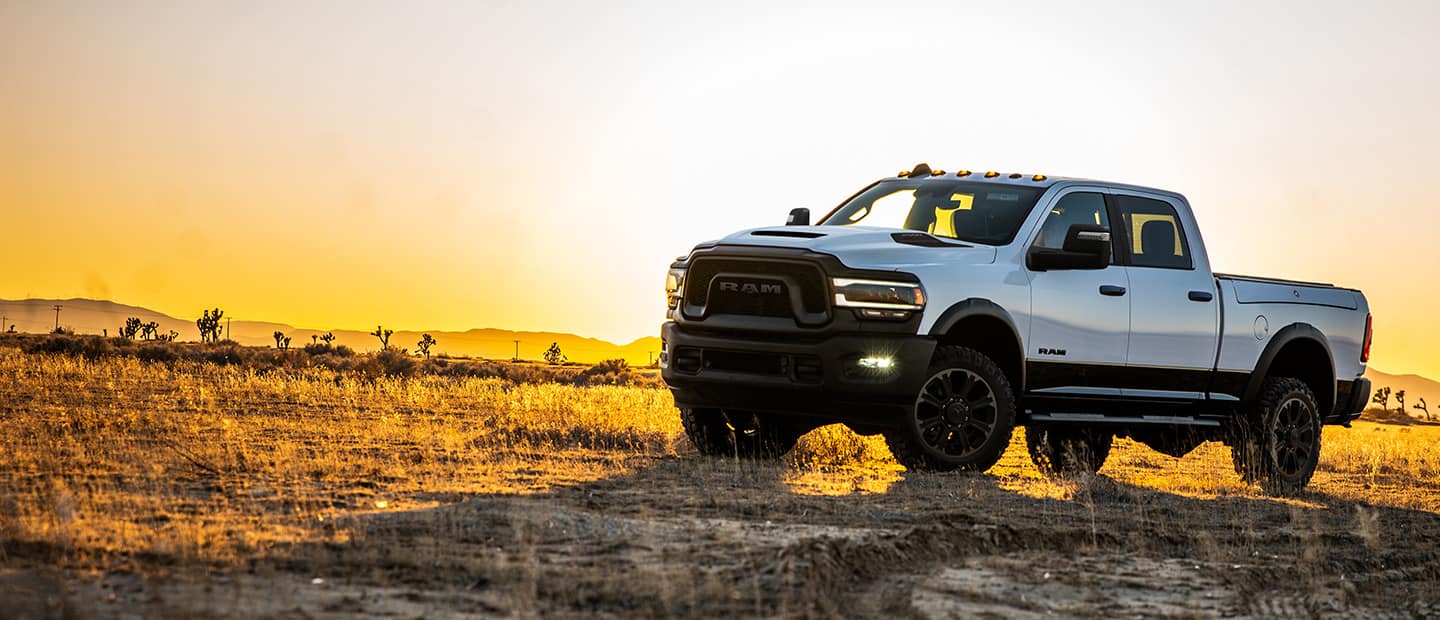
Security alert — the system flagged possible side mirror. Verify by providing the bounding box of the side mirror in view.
[1027,224,1111,271]
[786,208,810,226]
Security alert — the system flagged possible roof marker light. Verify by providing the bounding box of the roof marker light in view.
[931,169,946,176]
[956,170,971,177]
[898,171,910,177]
[1008,173,1022,179]
[1032,174,1047,181]
[984,171,999,178]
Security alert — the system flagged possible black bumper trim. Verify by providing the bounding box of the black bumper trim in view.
[660,322,935,427]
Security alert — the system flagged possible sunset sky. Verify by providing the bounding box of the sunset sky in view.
[2,1,1438,376]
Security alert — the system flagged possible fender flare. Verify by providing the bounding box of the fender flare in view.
[1244,322,1336,412]
[927,298,1026,391]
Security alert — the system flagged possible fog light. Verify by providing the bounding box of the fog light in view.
[857,356,895,370]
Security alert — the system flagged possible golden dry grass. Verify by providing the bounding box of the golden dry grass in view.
[2,347,1439,616]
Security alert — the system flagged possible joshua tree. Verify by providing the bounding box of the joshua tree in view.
[197,308,225,343]
[5,324,13,333]
[311,335,319,345]
[1415,398,1430,421]
[543,342,566,365]
[121,317,143,340]
[416,333,436,358]
[160,330,179,342]
[1396,389,1407,414]
[1372,386,1392,410]
[320,332,336,346]
[272,331,292,350]
[140,321,159,340]
[371,325,393,349]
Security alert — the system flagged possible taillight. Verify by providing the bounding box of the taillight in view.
[1361,313,1373,363]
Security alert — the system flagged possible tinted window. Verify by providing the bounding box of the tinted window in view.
[1034,192,1111,262]
[820,180,1043,245]
[1115,195,1192,269]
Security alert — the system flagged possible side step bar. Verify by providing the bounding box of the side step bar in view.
[1028,412,1222,427]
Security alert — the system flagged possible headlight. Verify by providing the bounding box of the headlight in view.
[666,268,686,308]
[832,278,925,311]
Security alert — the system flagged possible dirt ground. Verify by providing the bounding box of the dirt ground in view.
[3,351,1439,618]
[7,439,1436,619]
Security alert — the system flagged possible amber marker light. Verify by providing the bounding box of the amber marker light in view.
[1033,174,1047,181]
[984,171,999,178]
[956,170,971,177]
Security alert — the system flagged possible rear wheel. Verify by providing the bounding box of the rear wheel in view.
[1026,425,1113,476]
[679,408,800,459]
[884,346,1016,472]
[1230,377,1321,495]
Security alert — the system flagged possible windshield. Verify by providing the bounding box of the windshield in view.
[819,180,1044,245]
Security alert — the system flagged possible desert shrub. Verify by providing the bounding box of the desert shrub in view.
[134,344,180,364]
[303,343,355,357]
[571,358,638,386]
[356,348,415,378]
[200,342,253,367]
[24,334,113,360]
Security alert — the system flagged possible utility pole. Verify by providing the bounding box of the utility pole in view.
[52,304,62,331]
[226,317,232,341]
[1,315,8,334]
[512,340,520,362]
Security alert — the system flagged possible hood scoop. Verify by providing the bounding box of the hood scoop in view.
[751,229,827,239]
[891,232,970,248]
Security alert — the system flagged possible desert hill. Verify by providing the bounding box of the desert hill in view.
[0,298,662,365]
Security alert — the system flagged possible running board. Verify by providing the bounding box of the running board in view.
[1028,412,1222,427]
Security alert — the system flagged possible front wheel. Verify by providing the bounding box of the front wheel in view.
[885,346,1016,472]
[679,408,800,459]
[1230,377,1322,495]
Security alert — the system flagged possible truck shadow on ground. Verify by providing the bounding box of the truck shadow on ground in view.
[189,452,1440,618]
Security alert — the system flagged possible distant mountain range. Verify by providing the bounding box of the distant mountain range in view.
[1365,368,1440,415]
[3,298,1435,404]
[0,298,662,365]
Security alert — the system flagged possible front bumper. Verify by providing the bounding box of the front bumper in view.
[659,321,936,427]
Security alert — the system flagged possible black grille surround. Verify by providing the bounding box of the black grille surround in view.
[682,256,828,325]
[673,244,924,336]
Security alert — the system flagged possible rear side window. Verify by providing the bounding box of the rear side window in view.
[1115,195,1192,269]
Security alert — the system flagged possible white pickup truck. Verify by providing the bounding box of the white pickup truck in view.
[660,163,1372,493]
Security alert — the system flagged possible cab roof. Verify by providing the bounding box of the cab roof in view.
[886,162,1183,201]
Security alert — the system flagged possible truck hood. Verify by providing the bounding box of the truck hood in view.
[706,225,998,271]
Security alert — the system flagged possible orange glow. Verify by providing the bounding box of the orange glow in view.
[0,3,1437,377]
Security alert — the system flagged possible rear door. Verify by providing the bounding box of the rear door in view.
[1112,192,1220,400]
[1024,189,1131,396]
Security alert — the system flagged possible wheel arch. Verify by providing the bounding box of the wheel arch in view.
[928,298,1025,392]
[1244,322,1336,415]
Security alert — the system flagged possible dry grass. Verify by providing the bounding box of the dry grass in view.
[2,347,1439,616]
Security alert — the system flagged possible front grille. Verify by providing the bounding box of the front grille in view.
[683,257,828,323]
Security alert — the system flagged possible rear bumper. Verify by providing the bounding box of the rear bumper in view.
[1330,377,1371,424]
[659,321,936,427]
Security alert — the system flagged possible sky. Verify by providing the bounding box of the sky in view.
[2,0,1438,375]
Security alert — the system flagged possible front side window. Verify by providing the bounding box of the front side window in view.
[1033,192,1111,260]
[820,180,1043,245]
[1115,195,1192,269]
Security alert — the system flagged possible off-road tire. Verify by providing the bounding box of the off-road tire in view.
[1026,425,1113,476]
[679,408,800,459]
[1230,377,1322,495]
[884,346,1016,472]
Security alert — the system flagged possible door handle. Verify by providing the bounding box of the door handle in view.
[1099,285,1126,297]
[1188,290,1214,302]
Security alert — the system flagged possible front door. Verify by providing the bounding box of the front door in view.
[1024,190,1131,396]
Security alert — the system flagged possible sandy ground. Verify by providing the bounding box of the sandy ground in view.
[9,438,1436,619]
